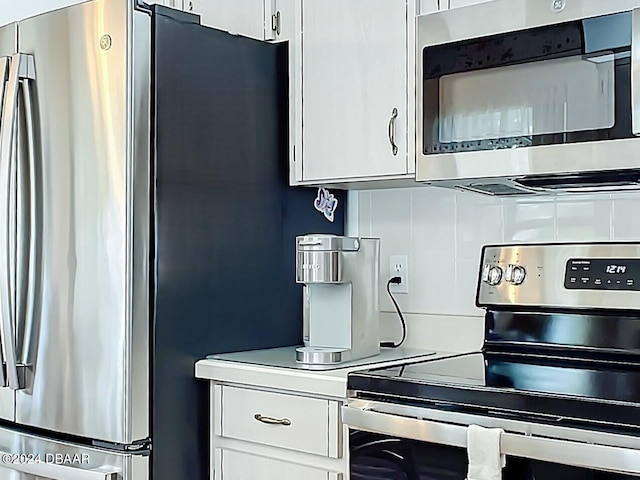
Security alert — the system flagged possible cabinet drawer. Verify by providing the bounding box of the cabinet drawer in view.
[216,449,340,480]
[221,386,333,456]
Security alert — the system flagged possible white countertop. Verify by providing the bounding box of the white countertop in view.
[195,346,461,399]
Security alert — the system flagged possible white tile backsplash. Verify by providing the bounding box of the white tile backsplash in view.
[612,193,640,241]
[368,189,413,312]
[455,190,503,262]
[411,188,456,314]
[359,187,640,351]
[555,194,613,242]
[503,198,556,242]
[379,312,484,353]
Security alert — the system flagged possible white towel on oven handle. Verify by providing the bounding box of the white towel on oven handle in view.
[466,424,506,480]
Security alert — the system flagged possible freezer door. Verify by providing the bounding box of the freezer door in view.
[0,424,148,480]
[10,0,151,444]
[0,21,18,423]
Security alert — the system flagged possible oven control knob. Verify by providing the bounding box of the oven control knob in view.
[506,265,526,285]
[486,266,503,286]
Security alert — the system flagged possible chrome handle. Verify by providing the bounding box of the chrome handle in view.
[20,71,38,375]
[388,107,398,156]
[0,56,10,388]
[302,285,310,345]
[343,402,640,475]
[0,54,35,391]
[632,8,640,135]
[272,11,281,36]
[254,413,292,426]
[0,453,117,480]
[0,54,19,390]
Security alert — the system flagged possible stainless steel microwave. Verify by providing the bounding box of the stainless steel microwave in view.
[416,0,640,195]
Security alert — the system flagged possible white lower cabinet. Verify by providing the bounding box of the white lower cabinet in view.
[216,449,340,480]
[210,384,347,479]
[221,386,331,456]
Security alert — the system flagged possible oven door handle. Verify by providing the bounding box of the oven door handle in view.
[343,403,640,475]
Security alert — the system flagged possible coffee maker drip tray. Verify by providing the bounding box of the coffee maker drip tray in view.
[296,346,351,365]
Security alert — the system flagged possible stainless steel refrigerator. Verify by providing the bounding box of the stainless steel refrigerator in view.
[0,1,344,479]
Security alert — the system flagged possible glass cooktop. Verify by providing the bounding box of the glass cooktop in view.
[348,352,640,429]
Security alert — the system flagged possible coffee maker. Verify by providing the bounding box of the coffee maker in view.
[295,235,380,365]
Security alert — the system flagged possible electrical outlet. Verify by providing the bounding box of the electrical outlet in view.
[389,255,409,294]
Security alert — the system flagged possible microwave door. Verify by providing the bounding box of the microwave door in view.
[417,1,640,189]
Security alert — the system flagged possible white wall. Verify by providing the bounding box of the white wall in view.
[360,187,640,352]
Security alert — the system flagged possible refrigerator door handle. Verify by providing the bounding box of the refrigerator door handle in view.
[0,53,35,391]
[0,454,118,480]
[0,55,12,388]
[19,68,38,383]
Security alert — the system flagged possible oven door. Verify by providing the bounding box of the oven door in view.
[416,0,640,194]
[345,399,640,478]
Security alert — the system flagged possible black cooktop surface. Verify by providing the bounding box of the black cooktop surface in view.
[348,352,640,429]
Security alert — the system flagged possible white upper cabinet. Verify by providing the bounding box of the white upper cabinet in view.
[183,0,290,42]
[448,0,495,9]
[184,0,266,40]
[298,0,408,183]
[419,0,439,14]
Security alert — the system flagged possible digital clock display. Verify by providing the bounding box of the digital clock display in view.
[565,258,640,291]
[606,264,627,274]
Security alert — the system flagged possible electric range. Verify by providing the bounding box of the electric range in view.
[344,243,640,479]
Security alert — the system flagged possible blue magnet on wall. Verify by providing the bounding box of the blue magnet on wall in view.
[314,187,338,222]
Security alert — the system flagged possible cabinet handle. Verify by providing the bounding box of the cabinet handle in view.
[254,413,291,426]
[388,107,398,156]
[271,11,281,36]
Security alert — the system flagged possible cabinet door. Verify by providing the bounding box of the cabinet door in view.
[301,0,407,181]
[419,0,439,14]
[449,0,495,8]
[185,0,267,40]
[272,0,294,42]
[217,449,331,480]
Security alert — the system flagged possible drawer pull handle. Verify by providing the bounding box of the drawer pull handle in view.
[254,413,292,426]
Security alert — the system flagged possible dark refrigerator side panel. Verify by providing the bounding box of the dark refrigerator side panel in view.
[151,7,345,480]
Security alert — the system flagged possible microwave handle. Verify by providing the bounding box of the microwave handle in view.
[343,402,640,475]
[632,8,640,135]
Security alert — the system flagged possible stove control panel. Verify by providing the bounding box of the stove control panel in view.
[564,259,640,291]
[477,244,640,310]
